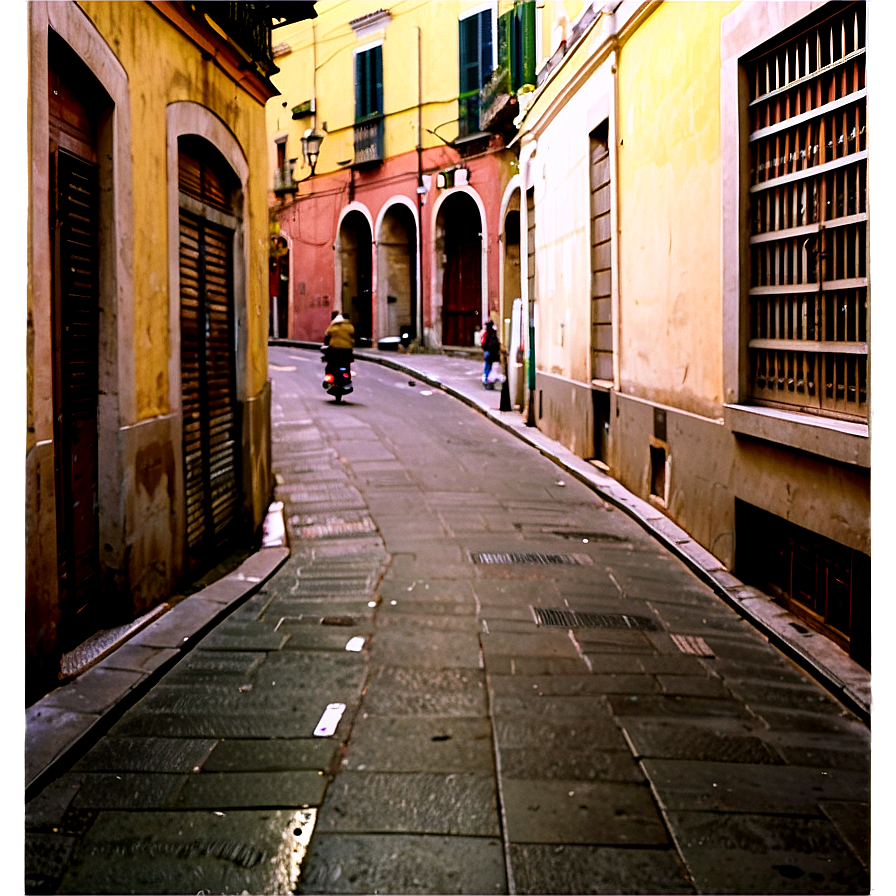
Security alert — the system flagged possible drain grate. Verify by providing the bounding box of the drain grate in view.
[531,607,658,630]
[670,633,715,656]
[470,552,593,566]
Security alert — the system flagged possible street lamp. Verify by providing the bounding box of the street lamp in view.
[302,128,324,176]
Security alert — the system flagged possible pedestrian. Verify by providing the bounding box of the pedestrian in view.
[480,318,501,389]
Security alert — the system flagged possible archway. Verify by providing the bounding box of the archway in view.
[377,204,417,342]
[269,235,289,339]
[338,210,373,344]
[437,192,483,347]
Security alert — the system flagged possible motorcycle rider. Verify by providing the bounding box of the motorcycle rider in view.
[324,310,355,371]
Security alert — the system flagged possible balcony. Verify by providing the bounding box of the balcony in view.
[479,65,517,134]
[197,2,317,78]
[353,116,384,168]
[273,165,296,195]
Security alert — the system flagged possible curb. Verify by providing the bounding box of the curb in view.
[335,345,870,726]
[25,505,290,799]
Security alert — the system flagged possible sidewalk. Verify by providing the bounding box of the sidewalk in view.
[25,344,869,798]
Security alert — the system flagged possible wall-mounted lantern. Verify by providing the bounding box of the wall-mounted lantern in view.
[302,128,325,176]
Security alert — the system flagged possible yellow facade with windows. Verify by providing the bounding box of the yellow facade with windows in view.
[26,1,284,700]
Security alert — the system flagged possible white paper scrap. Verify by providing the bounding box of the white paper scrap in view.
[345,636,365,652]
[314,703,346,737]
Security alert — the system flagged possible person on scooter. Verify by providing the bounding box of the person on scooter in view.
[324,310,355,369]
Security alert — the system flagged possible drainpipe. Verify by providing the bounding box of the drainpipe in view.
[416,26,425,348]
[518,136,537,425]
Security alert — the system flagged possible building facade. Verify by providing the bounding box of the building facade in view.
[26,1,314,701]
[509,0,871,666]
[265,1,586,352]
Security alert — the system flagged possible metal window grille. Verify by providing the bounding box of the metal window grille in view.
[746,2,867,420]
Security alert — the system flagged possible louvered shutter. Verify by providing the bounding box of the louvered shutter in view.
[54,148,100,626]
[179,147,240,570]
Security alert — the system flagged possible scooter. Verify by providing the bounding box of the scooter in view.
[321,346,354,403]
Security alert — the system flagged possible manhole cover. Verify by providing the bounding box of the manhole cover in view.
[531,607,658,630]
[469,552,592,566]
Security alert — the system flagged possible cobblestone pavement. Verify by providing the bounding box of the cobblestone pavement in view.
[24,347,870,894]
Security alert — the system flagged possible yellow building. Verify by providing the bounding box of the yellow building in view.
[25,1,314,701]
[264,1,585,350]
[511,0,870,666]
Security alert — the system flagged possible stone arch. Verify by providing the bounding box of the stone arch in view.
[376,197,420,343]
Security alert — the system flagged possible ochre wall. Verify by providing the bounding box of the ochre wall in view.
[615,1,738,419]
[78,0,272,414]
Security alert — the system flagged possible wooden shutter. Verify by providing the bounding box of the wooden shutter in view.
[590,123,612,382]
[53,148,100,637]
[179,147,240,571]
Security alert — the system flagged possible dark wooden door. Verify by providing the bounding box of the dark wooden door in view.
[178,145,240,572]
[443,237,481,346]
[49,49,102,647]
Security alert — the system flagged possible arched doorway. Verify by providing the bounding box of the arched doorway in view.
[377,204,417,342]
[269,235,289,339]
[437,192,483,347]
[502,202,521,338]
[339,211,373,345]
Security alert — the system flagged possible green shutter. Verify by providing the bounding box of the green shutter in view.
[520,0,536,88]
[498,8,511,72]
[374,44,383,115]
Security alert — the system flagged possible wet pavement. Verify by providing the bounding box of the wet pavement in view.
[24,345,871,894]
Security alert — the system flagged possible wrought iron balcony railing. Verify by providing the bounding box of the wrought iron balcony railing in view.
[273,165,296,194]
[353,116,384,168]
[200,3,276,75]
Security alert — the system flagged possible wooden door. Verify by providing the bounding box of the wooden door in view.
[443,237,481,346]
[179,148,240,572]
[50,60,101,647]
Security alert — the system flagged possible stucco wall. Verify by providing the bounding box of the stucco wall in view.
[79,0,272,413]
[615,1,738,419]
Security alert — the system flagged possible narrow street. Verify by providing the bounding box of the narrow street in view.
[26,346,870,895]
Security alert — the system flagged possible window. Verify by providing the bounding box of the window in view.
[355,44,382,122]
[744,2,867,421]
[459,8,493,137]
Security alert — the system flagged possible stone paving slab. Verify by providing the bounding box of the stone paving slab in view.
[25,708,102,789]
[498,744,645,783]
[361,666,489,716]
[665,809,869,893]
[299,833,507,894]
[508,843,696,895]
[619,718,784,764]
[35,666,146,714]
[641,759,869,815]
[56,809,306,895]
[70,736,218,773]
[343,716,495,773]
[315,771,501,837]
[70,772,188,810]
[501,778,669,845]
[203,737,339,773]
[173,770,328,809]
[368,628,483,668]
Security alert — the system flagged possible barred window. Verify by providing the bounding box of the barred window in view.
[746,2,867,421]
